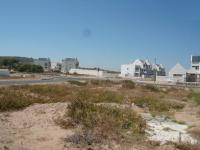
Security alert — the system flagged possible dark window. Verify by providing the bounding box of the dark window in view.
[192,56,200,63]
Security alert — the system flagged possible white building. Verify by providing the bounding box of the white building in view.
[0,69,10,76]
[191,55,200,73]
[61,58,79,73]
[34,58,51,72]
[51,62,62,72]
[169,63,186,82]
[186,55,200,82]
[121,59,165,78]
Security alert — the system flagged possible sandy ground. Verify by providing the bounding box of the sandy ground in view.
[0,102,199,150]
[0,103,72,150]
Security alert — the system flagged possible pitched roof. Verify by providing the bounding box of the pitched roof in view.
[169,63,186,75]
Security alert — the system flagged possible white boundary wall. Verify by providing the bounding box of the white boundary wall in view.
[69,69,103,77]
[0,69,10,76]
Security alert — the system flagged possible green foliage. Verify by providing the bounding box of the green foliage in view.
[144,84,159,92]
[0,58,19,69]
[68,80,88,86]
[189,93,200,105]
[67,98,146,138]
[134,97,184,115]
[15,64,44,73]
[74,89,124,103]
[0,88,34,111]
[174,143,200,150]
[90,79,120,86]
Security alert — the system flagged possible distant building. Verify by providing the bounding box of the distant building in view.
[51,62,62,72]
[186,55,200,82]
[34,58,51,72]
[121,59,165,78]
[169,63,186,82]
[61,58,79,73]
[191,55,200,73]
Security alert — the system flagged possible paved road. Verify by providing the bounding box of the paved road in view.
[0,76,95,86]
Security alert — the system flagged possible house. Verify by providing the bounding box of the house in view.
[169,63,186,82]
[51,62,62,72]
[186,55,200,82]
[34,58,51,72]
[121,59,165,78]
[0,69,10,77]
[61,58,79,73]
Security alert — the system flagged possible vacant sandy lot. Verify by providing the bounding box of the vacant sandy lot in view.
[0,103,72,150]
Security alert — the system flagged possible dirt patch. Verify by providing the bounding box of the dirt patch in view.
[0,103,73,150]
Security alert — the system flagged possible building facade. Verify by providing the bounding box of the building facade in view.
[186,55,200,82]
[121,59,165,78]
[61,58,79,73]
[169,63,186,82]
[34,58,51,72]
[51,62,62,72]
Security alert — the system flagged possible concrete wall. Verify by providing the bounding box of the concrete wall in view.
[156,76,168,83]
[0,69,10,76]
[69,69,103,77]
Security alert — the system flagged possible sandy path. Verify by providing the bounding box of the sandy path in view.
[0,103,73,150]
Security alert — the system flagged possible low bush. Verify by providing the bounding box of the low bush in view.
[90,79,120,86]
[15,64,44,73]
[68,80,88,86]
[189,93,200,105]
[0,88,36,111]
[74,89,124,103]
[143,84,159,92]
[134,97,184,115]
[121,80,135,89]
[175,142,200,150]
[66,98,146,143]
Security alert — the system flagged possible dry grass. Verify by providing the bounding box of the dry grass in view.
[63,98,146,145]
[188,93,200,105]
[174,142,200,150]
[133,97,185,115]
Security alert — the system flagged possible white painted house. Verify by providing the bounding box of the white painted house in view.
[121,59,165,78]
[51,62,62,72]
[186,55,200,82]
[61,58,79,73]
[34,58,51,72]
[169,63,186,82]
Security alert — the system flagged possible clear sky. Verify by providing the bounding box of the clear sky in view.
[0,0,200,71]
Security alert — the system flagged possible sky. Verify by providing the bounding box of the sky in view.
[0,0,200,71]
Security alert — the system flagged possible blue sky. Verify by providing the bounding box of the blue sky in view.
[0,0,200,71]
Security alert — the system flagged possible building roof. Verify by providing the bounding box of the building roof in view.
[187,68,200,74]
[169,63,186,75]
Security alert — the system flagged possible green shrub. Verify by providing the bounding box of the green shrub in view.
[0,88,33,111]
[134,97,184,115]
[121,80,135,89]
[68,80,88,86]
[74,89,123,103]
[144,84,159,92]
[15,64,44,73]
[175,143,200,150]
[67,98,146,140]
[189,93,200,105]
[90,79,120,86]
